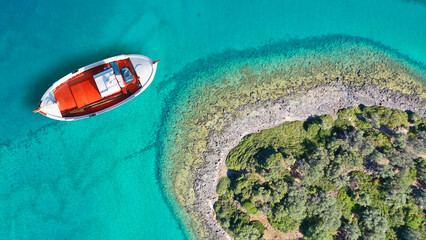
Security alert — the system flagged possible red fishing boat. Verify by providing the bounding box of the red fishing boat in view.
[33,54,158,121]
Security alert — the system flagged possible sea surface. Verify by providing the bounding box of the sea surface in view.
[0,0,425,239]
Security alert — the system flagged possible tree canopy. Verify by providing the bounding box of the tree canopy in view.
[215,106,425,239]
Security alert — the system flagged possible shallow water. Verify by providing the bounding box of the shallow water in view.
[0,0,425,239]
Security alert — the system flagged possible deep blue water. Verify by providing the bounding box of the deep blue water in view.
[0,0,425,239]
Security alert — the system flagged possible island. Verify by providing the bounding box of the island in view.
[161,36,426,239]
[215,106,425,239]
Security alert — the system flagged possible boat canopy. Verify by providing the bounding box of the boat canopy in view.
[93,68,121,98]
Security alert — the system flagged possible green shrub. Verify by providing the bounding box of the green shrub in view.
[385,110,409,129]
[263,152,285,168]
[337,107,360,121]
[338,188,355,220]
[235,225,261,240]
[251,220,265,235]
[333,118,353,131]
[405,203,423,229]
[366,106,409,129]
[365,130,392,150]
[355,118,373,130]
[214,196,251,236]
[242,201,258,215]
[320,114,334,130]
[233,173,259,201]
[217,177,231,195]
[361,208,389,240]
[315,178,338,192]
[226,136,258,170]
[269,210,300,233]
[341,222,362,240]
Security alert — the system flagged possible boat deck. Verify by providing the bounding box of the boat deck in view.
[53,58,141,117]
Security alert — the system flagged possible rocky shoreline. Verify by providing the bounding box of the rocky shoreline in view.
[189,81,425,239]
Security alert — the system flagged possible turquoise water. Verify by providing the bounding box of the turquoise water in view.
[0,0,425,239]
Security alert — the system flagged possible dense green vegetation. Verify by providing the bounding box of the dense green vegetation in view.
[214,106,425,239]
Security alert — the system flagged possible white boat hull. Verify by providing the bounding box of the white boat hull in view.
[35,54,158,121]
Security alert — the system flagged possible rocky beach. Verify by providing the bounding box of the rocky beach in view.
[193,81,425,239]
